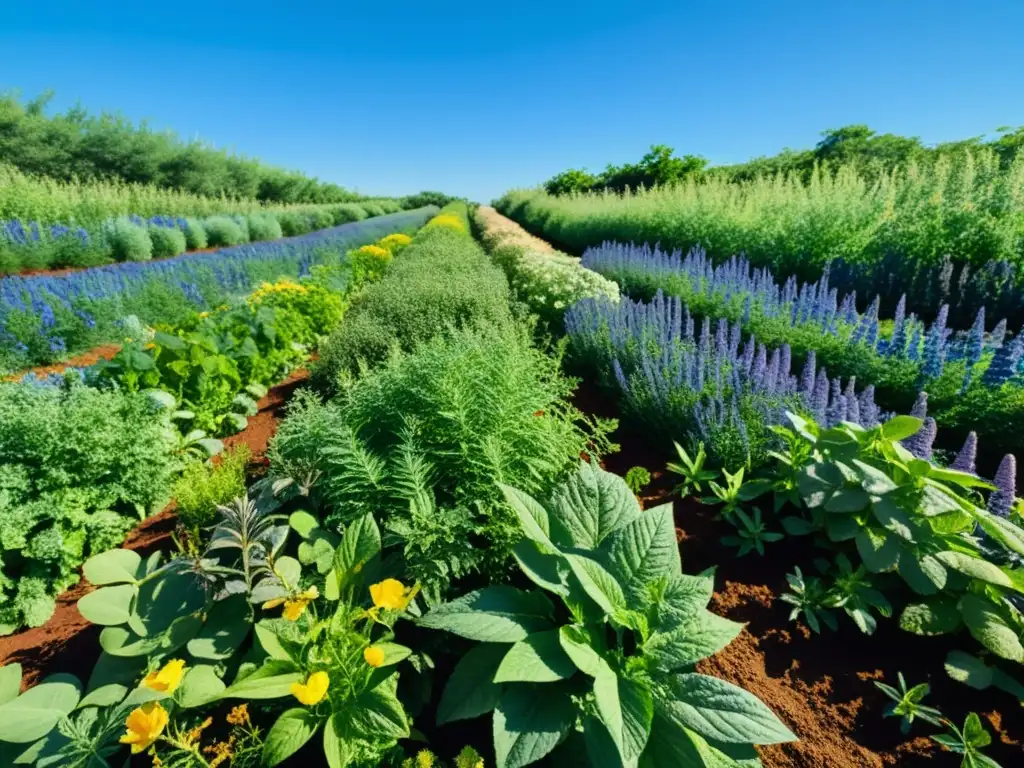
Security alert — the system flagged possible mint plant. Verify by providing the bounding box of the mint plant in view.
[932,713,1003,768]
[873,672,944,735]
[420,462,796,768]
[666,440,717,496]
[721,507,783,557]
[779,567,839,634]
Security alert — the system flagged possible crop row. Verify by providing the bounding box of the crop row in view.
[577,241,1024,471]
[0,204,797,768]
[497,147,1024,327]
[0,207,436,371]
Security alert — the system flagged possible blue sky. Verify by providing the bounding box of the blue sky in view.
[2,0,1022,202]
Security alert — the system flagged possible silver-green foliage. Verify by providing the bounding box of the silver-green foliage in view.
[202,215,246,247]
[101,218,152,262]
[420,462,795,768]
[147,225,187,259]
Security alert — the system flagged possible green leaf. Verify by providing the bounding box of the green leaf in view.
[926,467,994,490]
[0,675,81,744]
[559,625,603,676]
[963,712,991,749]
[175,665,226,708]
[274,556,302,589]
[220,661,301,700]
[898,553,948,595]
[881,415,923,441]
[419,586,554,642]
[655,673,796,745]
[825,514,861,542]
[851,460,898,495]
[323,715,352,768]
[499,483,553,547]
[332,673,409,741]
[255,622,294,661]
[368,642,412,667]
[944,651,994,690]
[334,512,382,586]
[604,503,680,603]
[495,629,576,683]
[288,511,319,539]
[871,497,915,539]
[566,552,626,616]
[82,549,141,585]
[653,572,716,631]
[493,683,576,768]
[263,708,321,766]
[547,461,640,549]
[436,643,508,725]
[899,598,963,636]
[644,611,744,671]
[934,551,1013,589]
[187,595,252,660]
[918,484,963,517]
[512,540,569,596]
[975,512,1024,556]
[99,614,203,658]
[0,664,21,706]
[855,528,900,572]
[76,683,127,709]
[640,708,762,768]
[618,675,655,761]
[77,584,135,626]
[959,594,1024,662]
[593,659,624,757]
[824,488,870,513]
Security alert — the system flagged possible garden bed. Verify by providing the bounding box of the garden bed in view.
[575,379,1024,768]
[0,368,308,691]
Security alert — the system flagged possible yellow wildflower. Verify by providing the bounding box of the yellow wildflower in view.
[204,736,235,768]
[182,716,213,748]
[426,214,466,232]
[119,701,169,754]
[363,646,386,667]
[143,342,156,350]
[416,750,436,768]
[226,704,250,726]
[379,233,412,249]
[262,585,319,621]
[290,671,329,705]
[143,659,186,693]
[355,244,391,258]
[198,311,210,319]
[369,578,418,611]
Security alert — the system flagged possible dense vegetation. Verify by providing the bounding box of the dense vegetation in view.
[0,92,358,204]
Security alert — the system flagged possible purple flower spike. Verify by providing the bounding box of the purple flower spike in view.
[951,432,978,475]
[989,454,1017,518]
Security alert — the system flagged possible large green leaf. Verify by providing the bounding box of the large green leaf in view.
[263,708,321,767]
[652,572,716,632]
[559,625,603,676]
[436,643,508,724]
[323,715,354,768]
[493,684,576,768]
[643,611,744,671]
[898,553,948,595]
[975,512,1024,557]
[593,659,624,758]
[175,665,226,708]
[335,512,382,586]
[220,660,301,700]
[604,504,680,602]
[82,549,142,586]
[187,595,252,660]
[871,497,915,540]
[495,630,576,683]
[590,661,654,763]
[76,584,135,626]
[419,587,554,642]
[959,594,1024,662]
[548,462,640,549]
[934,551,1013,589]
[512,541,569,596]
[332,673,409,742]
[0,664,21,706]
[640,708,761,768]
[656,673,795,745]
[566,552,627,616]
[0,675,81,744]
[99,614,203,658]
[499,483,553,548]
[881,415,922,441]
[899,598,963,636]
[855,528,900,572]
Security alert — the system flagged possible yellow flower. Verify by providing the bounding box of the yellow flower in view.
[369,578,418,611]
[416,750,436,768]
[290,671,329,705]
[143,659,186,693]
[262,585,319,621]
[355,244,391,258]
[363,646,386,667]
[119,701,169,754]
[426,214,466,232]
[379,233,412,249]
[198,311,210,319]
[226,704,250,726]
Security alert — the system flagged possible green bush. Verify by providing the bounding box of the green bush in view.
[335,203,369,222]
[203,215,247,247]
[182,217,208,249]
[246,212,283,242]
[313,220,513,389]
[148,226,187,259]
[307,208,334,230]
[276,210,310,237]
[272,322,615,588]
[231,214,251,243]
[360,202,386,217]
[173,444,251,531]
[0,381,178,633]
[103,218,153,262]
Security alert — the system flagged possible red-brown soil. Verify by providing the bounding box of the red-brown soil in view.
[0,368,309,690]
[578,380,1024,768]
[3,343,123,382]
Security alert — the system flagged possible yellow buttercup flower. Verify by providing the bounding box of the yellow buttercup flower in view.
[363,646,386,667]
[355,244,391,258]
[290,671,329,705]
[369,578,418,611]
[119,701,169,754]
[143,659,186,693]
[262,585,319,621]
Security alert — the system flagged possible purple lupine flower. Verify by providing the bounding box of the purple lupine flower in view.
[951,432,978,474]
[983,334,1024,386]
[988,454,1017,518]
[858,385,880,427]
[799,350,816,396]
[905,417,937,460]
[922,304,949,379]
[910,391,929,420]
[812,369,829,422]
[990,318,1007,348]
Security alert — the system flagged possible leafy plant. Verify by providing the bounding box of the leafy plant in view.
[421,462,795,768]
[173,444,252,533]
[931,713,1003,768]
[623,466,650,496]
[721,507,783,557]
[666,440,717,497]
[873,672,944,735]
[779,567,839,634]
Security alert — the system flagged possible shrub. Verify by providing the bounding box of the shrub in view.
[173,444,251,531]
[203,215,246,247]
[276,210,310,237]
[147,225,187,259]
[103,218,153,262]
[182,217,207,249]
[333,203,369,223]
[307,208,334,231]
[360,202,386,217]
[231,214,251,243]
[248,277,345,343]
[0,381,177,632]
[349,243,394,285]
[378,233,412,253]
[246,212,283,242]
[272,322,616,587]
[313,222,513,388]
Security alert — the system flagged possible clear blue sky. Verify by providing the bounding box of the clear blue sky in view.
[2,0,1022,202]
